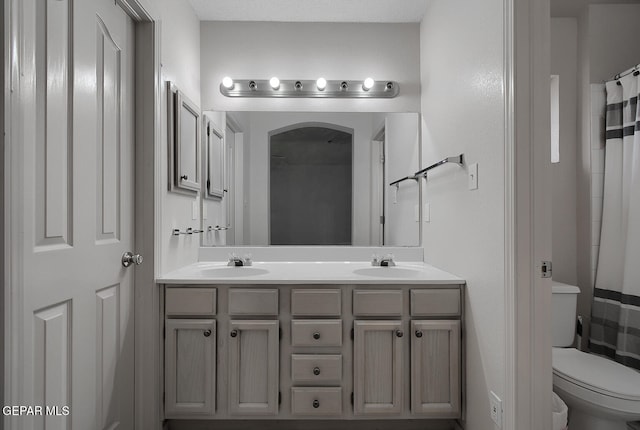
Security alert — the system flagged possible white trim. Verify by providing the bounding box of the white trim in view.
[126,2,163,429]
[507,0,553,429]
[5,0,27,428]
[503,0,516,428]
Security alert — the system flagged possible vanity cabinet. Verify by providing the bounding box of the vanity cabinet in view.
[411,320,461,417]
[228,320,280,415]
[164,319,216,417]
[162,283,464,424]
[353,320,404,415]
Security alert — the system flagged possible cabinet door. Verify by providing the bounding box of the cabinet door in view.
[353,320,404,415]
[228,320,279,415]
[411,320,461,417]
[165,319,216,417]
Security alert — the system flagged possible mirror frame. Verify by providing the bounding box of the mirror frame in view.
[167,81,201,194]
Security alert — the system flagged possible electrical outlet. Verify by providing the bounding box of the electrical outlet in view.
[424,203,430,222]
[202,205,208,220]
[414,204,420,222]
[192,201,198,220]
[489,391,503,428]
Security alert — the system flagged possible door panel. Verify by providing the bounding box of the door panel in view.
[410,320,461,417]
[96,16,123,243]
[165,320,217,417]
[353,320,403,415]
[16,0,137,428]
[35,0,73,249]
[33,301,72,429]
[228,320,279,415]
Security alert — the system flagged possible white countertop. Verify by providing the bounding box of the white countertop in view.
[158,261,464,285]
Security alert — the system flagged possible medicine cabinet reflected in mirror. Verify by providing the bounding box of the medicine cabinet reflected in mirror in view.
[203,115,225,199]
[200,111,421,247]
[168,81,201,194]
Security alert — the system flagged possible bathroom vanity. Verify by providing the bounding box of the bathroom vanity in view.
[159,261,465,428]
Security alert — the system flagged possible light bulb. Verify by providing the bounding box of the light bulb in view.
[363,77,375,91]
[222,76,234,89]
[270,77,280,90]
[316,77,327,91]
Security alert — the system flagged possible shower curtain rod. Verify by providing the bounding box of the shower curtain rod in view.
[606,63,640,83]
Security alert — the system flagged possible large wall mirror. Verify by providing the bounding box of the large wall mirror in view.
[201,111,421,247]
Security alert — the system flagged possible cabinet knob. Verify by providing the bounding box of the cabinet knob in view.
[230,329,238,338]
[415,330,423,338]
[313,367,321,376]
[203,329,212,337]
[312,332,321,340]
[180,175,188,180]
[312,399,320,409]
[395,330,404,338]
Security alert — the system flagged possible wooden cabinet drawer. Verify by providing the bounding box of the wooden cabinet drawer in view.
[291,320,342,347]
[291,387,342,416]
[410,289,461,316]
[353,290,403,317]
[228,288,278,316]
[291,354,342,384]
[166,287,217,317]
[291,289,341,316]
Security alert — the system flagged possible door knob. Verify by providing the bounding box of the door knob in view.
[122,252,144,268]
[313,367,321,376]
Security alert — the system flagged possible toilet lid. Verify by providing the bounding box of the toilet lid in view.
[552,348,640,400]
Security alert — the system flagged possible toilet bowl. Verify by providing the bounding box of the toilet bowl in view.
[552,281,640,430]
[552,348,640,429]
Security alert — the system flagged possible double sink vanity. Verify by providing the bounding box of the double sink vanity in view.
[158,251,465,429]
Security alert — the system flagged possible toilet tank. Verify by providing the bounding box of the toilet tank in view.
[552,281,581,347]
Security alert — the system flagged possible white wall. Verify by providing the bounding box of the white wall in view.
[550,18,578,286]
[157,0,201,275]
[419,1,505,429]
[199,22,420,113]
[588,4,640,83]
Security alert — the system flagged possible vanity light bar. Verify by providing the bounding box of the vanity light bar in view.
[219,79,399,98]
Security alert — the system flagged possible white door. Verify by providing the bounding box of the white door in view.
[10,0,137,428]
[383,113,420,246]
[370,138,385,245]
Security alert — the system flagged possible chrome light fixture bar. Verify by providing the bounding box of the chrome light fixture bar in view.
[219,79,399,98]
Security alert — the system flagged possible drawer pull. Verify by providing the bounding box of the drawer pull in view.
[312,399,320,409]
[203,329,212,337]
[313,367,321,376]
[395,330,404,338]
[230,329,238,338]
[313,332,321,340]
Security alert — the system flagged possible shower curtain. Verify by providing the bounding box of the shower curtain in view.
[589,72,640,371]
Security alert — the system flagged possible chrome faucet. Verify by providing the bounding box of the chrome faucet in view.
[371,254,396,267]
[227,253,252,267]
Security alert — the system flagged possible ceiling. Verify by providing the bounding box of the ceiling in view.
[551,0,640,16]
[188,0,431,22]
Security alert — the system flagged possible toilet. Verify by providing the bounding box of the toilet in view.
[552,281,640,430]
